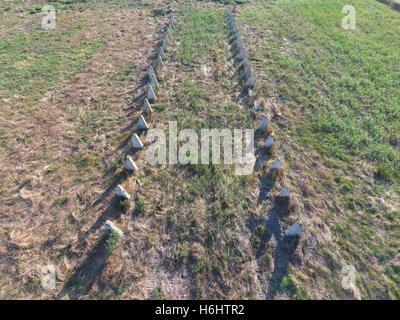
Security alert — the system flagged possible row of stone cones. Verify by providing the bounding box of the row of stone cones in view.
[228,7,301,238]
[108,15,177,237]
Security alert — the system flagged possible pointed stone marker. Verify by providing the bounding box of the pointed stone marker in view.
[132,133,144,149]
[137,114,149,130]
[285,221,302,237]
[125,155,138,171]
[143,98,153,113]
[279,186,290,198]
[246,74,255,88]
[148,65,155,79]
[258,115,269,132]
[236,39,243,50]
[105,220,123,237]
[238,49,245,60]
[147,85,157,102]
[264,134,274,149]
[159,48,165,60]
[254,100,263,111]
[157,55,164,68]
[150,73,159,88]
[270,158,282,172]
[116,184,131,199]
[244,65,251,77]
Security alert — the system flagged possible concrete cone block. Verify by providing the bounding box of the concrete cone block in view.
[279,186,290,199]
[116,184,131,199]
[246,74,255,88]
[143,98,153,114]
[147,85,157,102]
[244,65,251,77]
[132,133,143,149]
[238,49,245,60]
[258,115,269,132]
[105,220,123,237]
[162,40,167,52]
[137,115,149,130]
[254,100,264,111]
[264,134,274,149]
[157,55,164,68]
[285,221,302,237]
[150,73,159,88]
[125,155,138,171]
[270,158,282,172]
[148,65,155,79]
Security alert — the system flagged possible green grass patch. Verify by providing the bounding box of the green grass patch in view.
[135,197,146,215]
[0,12,105,104]
[176,7,226,64]
[105,229,121,255]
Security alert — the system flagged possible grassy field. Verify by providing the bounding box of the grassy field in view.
[0,0,399,300]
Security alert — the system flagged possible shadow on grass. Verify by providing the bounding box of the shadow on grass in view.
[265,205,300,299]
[57,236,108,299]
